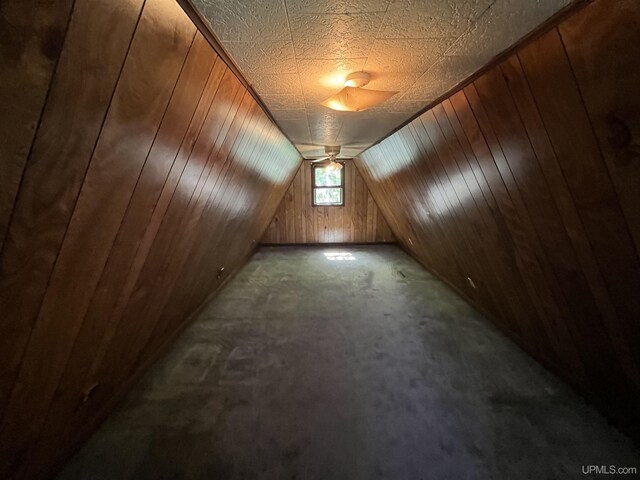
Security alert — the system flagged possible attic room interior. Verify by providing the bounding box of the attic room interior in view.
[1,0,639,478]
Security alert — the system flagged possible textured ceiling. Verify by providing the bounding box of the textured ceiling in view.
[192,0,571,158]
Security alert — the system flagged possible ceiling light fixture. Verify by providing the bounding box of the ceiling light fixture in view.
[311,145,344,171]
[325,160,343,172]
[321,72,397,112]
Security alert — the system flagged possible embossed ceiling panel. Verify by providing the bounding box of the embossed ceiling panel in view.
[192,0,571,157]
[363,38,452,73]
[378,0,494,38]
[289,12,386,58]
[286,0,389,14]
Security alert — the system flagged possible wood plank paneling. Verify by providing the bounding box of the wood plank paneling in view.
[0,0,301,477]
[261,161,394,244]
[357,0,640,440]
[0,0,145,416]
[0,2,198,472]
[20,37,226,480]
[0,0,74,251]
[518,28,640,380]
[559,0,640,258]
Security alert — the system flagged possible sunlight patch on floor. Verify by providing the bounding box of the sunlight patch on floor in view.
[323,251,356,261]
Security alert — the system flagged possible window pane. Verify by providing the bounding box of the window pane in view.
[314,166,342,187]
[314,188,342,205]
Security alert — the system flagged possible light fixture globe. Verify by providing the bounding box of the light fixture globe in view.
[325,160,343,172]
[344,72,370,88]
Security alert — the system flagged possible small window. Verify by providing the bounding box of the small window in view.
[312,162,345,206]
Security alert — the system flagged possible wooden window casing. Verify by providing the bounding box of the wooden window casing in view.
[311,162,345,206]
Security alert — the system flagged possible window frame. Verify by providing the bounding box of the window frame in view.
[311,161,345,207]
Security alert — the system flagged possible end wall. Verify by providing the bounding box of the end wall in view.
[262,160,395,244]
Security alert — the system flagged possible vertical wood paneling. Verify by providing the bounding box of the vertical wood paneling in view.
[0,0,301,477]
[480,66,620,368]
[358,0,640,440]
[518,28,640,378]
[21,38,226,478]
[0,3,197,471]
[0,0,145,418]
[0,0,74,251]
[261,161,395,244]
[559,0,640,258]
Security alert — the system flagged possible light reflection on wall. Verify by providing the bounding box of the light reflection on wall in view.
[232,121,300,183]
[366,131,413,181]
[170,118,300,205]
[360,119,481,220]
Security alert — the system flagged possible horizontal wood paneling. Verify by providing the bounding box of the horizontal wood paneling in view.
[0,0,301,478]
[357,0,640,440]
[262,160,395,244]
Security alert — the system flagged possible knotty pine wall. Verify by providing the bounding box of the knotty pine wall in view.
[0,0,300,478]
[357,0,640,439]
[262,161,395,244]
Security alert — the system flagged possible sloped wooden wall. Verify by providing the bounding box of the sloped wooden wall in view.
[262,160,395,244]
[357,0,640,439]
[0,0,300,478]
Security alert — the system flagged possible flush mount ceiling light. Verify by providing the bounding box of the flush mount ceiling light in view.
[311,145,344,171]
[321,72,398,112]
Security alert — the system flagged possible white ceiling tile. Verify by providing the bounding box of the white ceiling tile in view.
[366,72,420,93]
[445,0,571,58]
[310,131,340,145]
[399,54,483,101]
[351,106,395,119]
[289,12,385,58]
[195,0,289,42]
[337,113,411,145]
[271,109,308,121]
[398,80,442,103]
[308,110,344,130]
[295,144,328,158]
[286,0,390,14]
[389,100,429,113]
[277,119,313,144]
[194,0,569,157]
[364,38,452,73]
[340,146,367,157]
[378,0,495,39]
[262,94,306,110]
[296,58,367,86]
[223,41,297,73]
[308,109,344,145]
[310,132,341,146]
[248,73,303,95]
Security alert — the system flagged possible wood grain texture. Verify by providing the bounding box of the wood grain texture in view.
[0,0,301,478]
[357,0,640,440]
[0,0,146,423]
[261,161,395,244]
[559,0,640,258]
[0,0,74,252]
